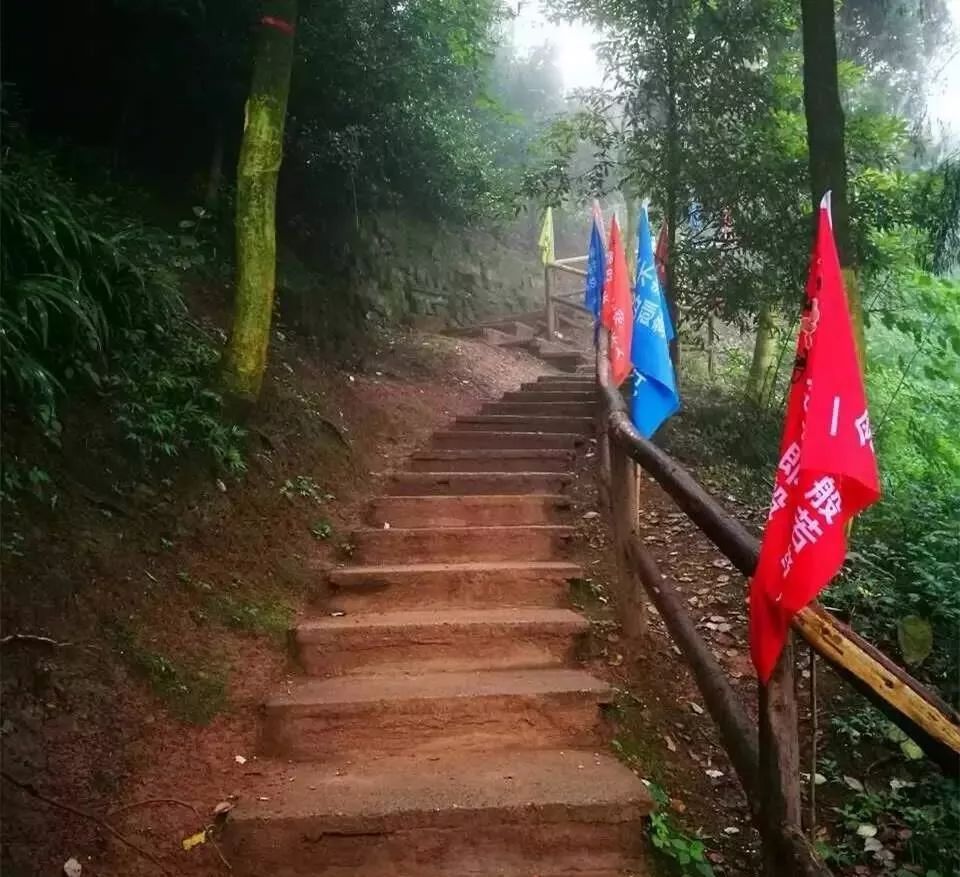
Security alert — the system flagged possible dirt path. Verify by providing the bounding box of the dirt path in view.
[2,328,769,877]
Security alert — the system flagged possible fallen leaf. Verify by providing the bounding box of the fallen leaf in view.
[723,826,740,835]
[705,769,725,779]
[897,616,933,666]
[63,859,82,877]
[664,735,677,752]
[234,754,247,765]
[182,831,207,852]
[900,738,924,761]
[689,702,705,715]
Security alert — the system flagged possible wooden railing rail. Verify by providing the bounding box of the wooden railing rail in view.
[543,260,591,337]
[593,328,960,875]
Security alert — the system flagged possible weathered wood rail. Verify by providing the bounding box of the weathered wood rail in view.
[589,327,960,877]
[543,256,590,338]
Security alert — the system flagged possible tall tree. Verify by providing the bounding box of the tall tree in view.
[800,0,866,361]
[221,0,298,404]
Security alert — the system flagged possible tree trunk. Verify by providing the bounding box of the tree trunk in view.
[746,303,777,405]
[663,0,681,372]
[220,0,297,404]
[205,127,225,212]
[624,193,639,283]
[800,0,866,365]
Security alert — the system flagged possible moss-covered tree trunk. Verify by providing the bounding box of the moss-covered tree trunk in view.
[220,0,297,404]
[800,0,866,366]
[746,302,777,405]
[624,192,639,282]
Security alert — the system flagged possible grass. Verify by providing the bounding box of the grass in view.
[109,623,227,725]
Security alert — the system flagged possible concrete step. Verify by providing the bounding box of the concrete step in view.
[501,390,597,403]
[540,352,586,372]
[223,749,652,876]
[452,415,594,435]
[261,668,615,760]
[367,494,571,528]
[482,401,596,418]
[430,430,585,451]
[294,608,589,675]
[349,525,575,563]
[385,471,572,496]
[327,561,581,611]
[535,374,595,384]
[408,449,575,473]
[520,381,595,394]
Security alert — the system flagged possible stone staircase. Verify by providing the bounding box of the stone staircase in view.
[448,312,594,374]
[223,374,653,876]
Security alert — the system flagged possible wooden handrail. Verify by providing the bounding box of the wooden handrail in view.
[547,261,588,278]
[595,332,960,773]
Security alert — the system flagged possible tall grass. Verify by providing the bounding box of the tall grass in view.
[1,143,182,432]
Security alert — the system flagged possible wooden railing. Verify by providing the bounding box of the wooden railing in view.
[593,328,960,876]
[543,256,590,337]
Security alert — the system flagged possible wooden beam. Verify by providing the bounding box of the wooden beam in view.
[552,298,592,316]
[548,263,588,278]
[597,394,960,772]
[543,265,556,338]
[626,535,760,798]
[760,640,802,875]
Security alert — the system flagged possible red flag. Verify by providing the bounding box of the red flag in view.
[601,216,633,386]
[749,194,881,683]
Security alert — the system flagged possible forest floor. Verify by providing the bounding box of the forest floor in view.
[1,314,886,877]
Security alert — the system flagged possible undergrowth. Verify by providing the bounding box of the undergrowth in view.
[0,130,245,490]
[109,624,227,725]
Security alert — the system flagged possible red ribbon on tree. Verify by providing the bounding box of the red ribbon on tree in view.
[601,215,634,386]
[749,193,881,683]
[261,15,295,35]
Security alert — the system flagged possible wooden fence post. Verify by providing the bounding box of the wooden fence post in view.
[544,264,556,338]
[759,635,803,876]
[610,439,645,639]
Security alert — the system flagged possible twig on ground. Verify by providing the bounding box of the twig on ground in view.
[106,798,201,820]
[106,798,232,872]
[1,772,171,876]
[0,633,70,648]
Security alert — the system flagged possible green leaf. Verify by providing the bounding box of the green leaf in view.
[897,615,933,666]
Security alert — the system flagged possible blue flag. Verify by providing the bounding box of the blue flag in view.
[584,202,605,323]
[630,205,680,438]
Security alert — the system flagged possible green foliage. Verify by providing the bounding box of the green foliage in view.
[0,142,181,434]
[310,519,333,540]
[1,139,245,479]
[177,572,293,642]
[818,763,960,876]
[106,325,246,473]
[206,593,293,641]
[647,783,716,877]
[110,624,227,725]
[280,475,331,504]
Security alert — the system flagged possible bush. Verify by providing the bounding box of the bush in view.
[1,137,244,476]
[0,144,182,433]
